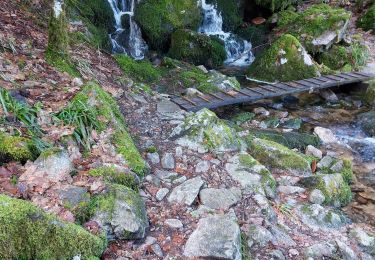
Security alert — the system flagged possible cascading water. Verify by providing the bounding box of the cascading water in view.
[198,0,254,66]
[107,0,147,60]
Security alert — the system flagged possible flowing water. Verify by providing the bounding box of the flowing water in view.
[198,0,254,67]
[107,0,147,59]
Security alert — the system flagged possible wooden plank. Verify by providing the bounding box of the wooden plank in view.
[206,92,225,101]
[196,95,211,103]
[182,96,197,106]
[246,87,265,95]
[257,85,278,93]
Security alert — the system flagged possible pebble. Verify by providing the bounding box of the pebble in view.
[195,160,210,173]
[151,244,164,257]
[147,152,160,164]
[305,145,323,159]
[156,188,169,201]
[309,189,325,205]
[161,153,175,169]
[165,218,183,229]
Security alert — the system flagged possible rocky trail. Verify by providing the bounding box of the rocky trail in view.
[1,0,375,259]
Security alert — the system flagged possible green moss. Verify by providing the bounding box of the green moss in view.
[0,132,37,164]
[247,34,319,82]
[0,195,106,259]
[47,1,69,58]
[316,174,352,206]
[179,69,219,93]
[365,80,375,105]
[341,159,354,184]
[318,45,349,70]
[255,0,299,12]
[357,4,375,33]
[231,112,255,125]
[236,25,268,48]
[168,29,226,69]
[114,54,162,83]
[135,0,202,51]
[39,147,63,159]
[145,146,157,153]
[239,153,258,168]
[249,138,311,174]
[88,166,139,191]
[46,52,80,77]
[277,4,351,52]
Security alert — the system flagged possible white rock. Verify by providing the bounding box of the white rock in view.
[165,219,183,229]
[155,188,169,201]
[314,127,338,144]
[305,145,323,159]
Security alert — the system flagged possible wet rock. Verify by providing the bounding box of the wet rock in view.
[250,138,312,176]
[147,152,160,165]
[170,109,242,153]
[168,177,205,205]
[184,215,241,260]
[161,153,175,169]
[225,152,276,198]
[155,188,169,201]
[247,225,273,248]
[305,145,323,159]
[164,218,183,229]
[309,189,325,205]
[314,127,338,144]
[199,188,241,210]
[92,185,149,240]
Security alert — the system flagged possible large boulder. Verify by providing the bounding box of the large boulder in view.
[170,109,243,153]
[357,4,375,34]
[249,138,312,176]
[247,34,319,82]
[277,4,351,53]
[135,0,202,51]
[184,215,241,259]
[91,184,149,240]
[0,195,106,259]
[168,29,226,69]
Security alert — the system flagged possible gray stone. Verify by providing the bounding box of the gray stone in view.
[199,188,241,210]
[330,160,344,173]
[317,156,334,169]
[165,219,183,229]
[147,152,160,165]
[168,177,205,205]
[155,188,169,201]
[172,176,187,184]
[319,89,339,103]
[195,160,210,173]
[314,127,338,144]
[350,228,375,249]
[305,145,323,159]
[253,107,270,116]
[151,244,164,257]
[269,250,285,260]
[305,241,337,259]
[184,215,241,260]
[157,99,182,114]
[297,204,346,230]
[247,225,273,248]
[161,153,175,169]
[277,185,305,195]
[270,226,296,247]
[335,239,358,260]
[58,185,88,207]
[155,170,178,182]
[92,185,149,240]
[309,189,325,205]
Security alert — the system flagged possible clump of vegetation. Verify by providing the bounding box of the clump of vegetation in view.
[230,112,255,125]
[0,132,38,164]
[247,34,319,82]
[135,0,202,51]
[168,29,226,69]
[0,195,106,259]
[357,3,375,33]
[56,83,147,176]
[114,54,162,83]
[88,166,139,191]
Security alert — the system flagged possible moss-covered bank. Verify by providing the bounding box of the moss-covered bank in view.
[0,195,106,259]
[357,3,375,33]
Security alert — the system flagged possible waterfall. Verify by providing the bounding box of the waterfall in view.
[107,0,147,60]
[198,0,254,67]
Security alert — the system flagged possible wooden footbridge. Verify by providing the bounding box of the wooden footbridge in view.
[171,71,374,112]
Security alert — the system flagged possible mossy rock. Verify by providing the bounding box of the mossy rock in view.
[255,0,299,12]
[91,184,149,240]
[298,173,352,207]
[57,83,147,176]
[364,80,375,105]
[249,138,312,176]
[317,42,369,71]
[135,0,202,51]
[168,29,226,69]
[88,166,139,191]
[357,111,375,137]
[357,4,375,33]
[206,0,242,31]
[114,54,162,83]
[0,132,37,164]
[246,129,320,151]
[170,108,242,153]
[247,34,319,82]
[277,4,351,53]
[0,195,106,259]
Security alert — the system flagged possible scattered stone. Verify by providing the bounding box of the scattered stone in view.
[269,249,285,260]
[270,226,296,247]
[253,107,270,117]
[330,160,344,173]
[309,189,325,205]
[350,228,375,251]
[172,176,187,184]
[335,239,358,260]
[319,89,339,103]
[147,152,160,165]
[151,244,164,257]
[277,185,305,195]
[184,215,241,260]
[314,127,338,144]
[199,188,241,210]
[304,241,338,259]
[288,248,299,256]
[195,160,210,173]
[57,185,88,208]
[165,219,183,229]
[305,145,323,159]
[247,225,273,248]
[161,153,175,169]
[317,156,334,169]
[168,177,205,205]
[155,188,169,201]
[155,170,178,182]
